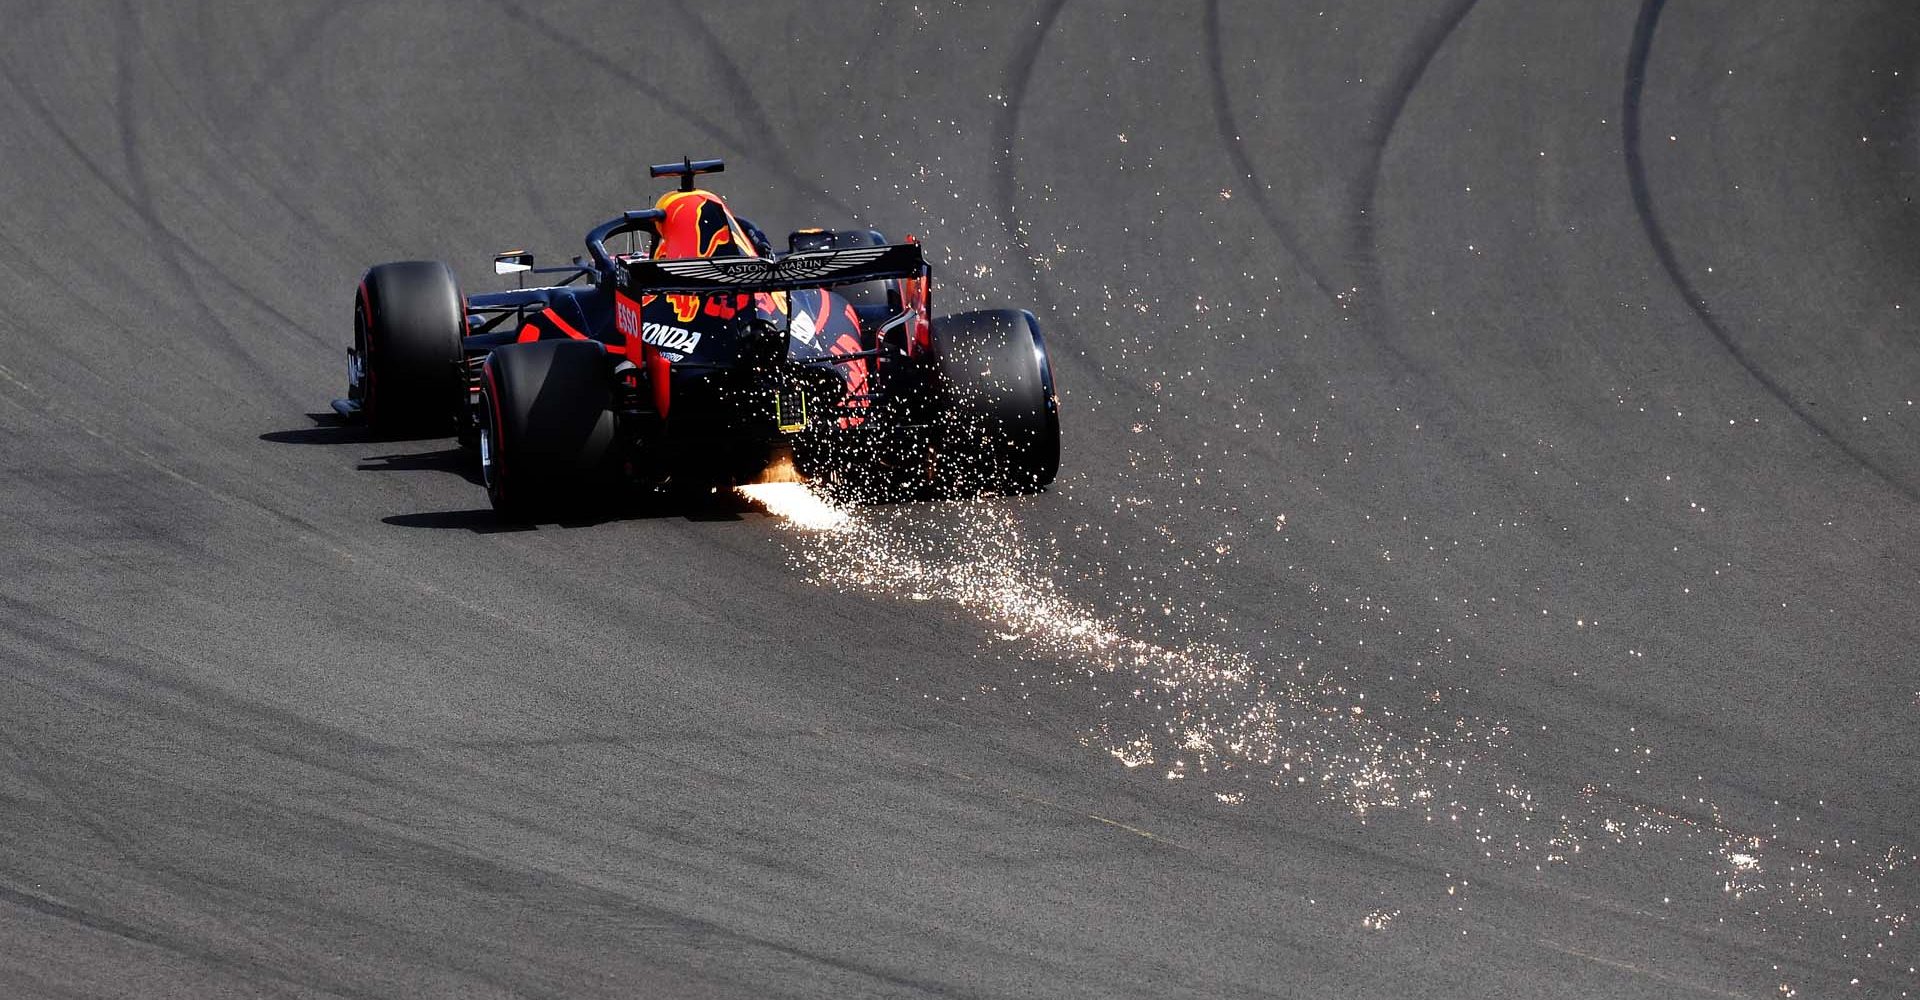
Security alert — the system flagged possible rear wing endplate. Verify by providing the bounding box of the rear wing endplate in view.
[618,242,926,296]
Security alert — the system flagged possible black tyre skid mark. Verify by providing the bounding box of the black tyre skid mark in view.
[1345,0,1481,393]
[0,10,329,402]
[111,9,315,408]
[492,0,857,221]
[1203,0,1340,303]
[1351,0,1481,287]
[1623,0,1919,505]
[661,0,862,223]
[991,0,1069,302]
[990,0,1113,394]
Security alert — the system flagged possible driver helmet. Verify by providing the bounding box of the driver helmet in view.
[652,190,757,260]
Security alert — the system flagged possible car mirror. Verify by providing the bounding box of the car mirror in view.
[494,250,534,275]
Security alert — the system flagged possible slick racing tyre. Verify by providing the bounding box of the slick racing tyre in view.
[479,339,617,519]
[930,309,1060,494]
[788,227,891,309]
[355,261,465,433]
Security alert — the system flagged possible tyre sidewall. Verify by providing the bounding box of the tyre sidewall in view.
[930,309,1060,493]
[482,339,617,517]
[361,261,464,433]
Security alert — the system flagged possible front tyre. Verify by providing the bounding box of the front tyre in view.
[930,309,1060,494]
[355,260,465,434]
[480,339,617,520]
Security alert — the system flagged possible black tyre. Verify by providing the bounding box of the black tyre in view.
[930,309,1061,494]
[355,261,465,433]
[790,228,891,309]
[478,339,618,519]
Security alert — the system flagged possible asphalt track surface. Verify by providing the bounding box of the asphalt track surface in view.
[2,2,1918,997]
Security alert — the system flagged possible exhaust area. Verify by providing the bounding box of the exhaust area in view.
[747,447,807,486]
[736,480,851,532]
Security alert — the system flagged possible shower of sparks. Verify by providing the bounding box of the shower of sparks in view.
[737,482,852,532]
[739,484,1490,816]
[741,481,1917,992]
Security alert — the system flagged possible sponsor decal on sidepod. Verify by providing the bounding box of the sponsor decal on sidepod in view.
[642,322,700,356]
[616,294,702,358]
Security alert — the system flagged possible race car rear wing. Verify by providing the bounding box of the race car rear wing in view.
[617,242,927,296]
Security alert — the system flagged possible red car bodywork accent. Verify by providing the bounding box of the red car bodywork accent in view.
[644,341,671,418]
[616,289,669,415]
[899,235,931,353]
[542,306,588,340]
[517,306,626,355]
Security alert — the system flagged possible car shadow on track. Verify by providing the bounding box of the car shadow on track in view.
[357,447,484,487]
[262,413,484,486]
[265,413,764,531]
[382,490,755,533]
[259,412,452,446]
[380,509,535,532]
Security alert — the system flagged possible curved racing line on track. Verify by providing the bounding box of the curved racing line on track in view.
[991,0,1070,308]
[490,0,860,221]
[660,0,851,226]
[113,6,314,408]
[1349,0,1480,286]
[1202,0,1339,303]
[1622,0,1920,506]
[1335,0,1483,398]
[0,5,331,385]
[985,0,1113,394]
[1319,0,1481,393]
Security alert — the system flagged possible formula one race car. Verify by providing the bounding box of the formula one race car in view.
[333,157,1059,518]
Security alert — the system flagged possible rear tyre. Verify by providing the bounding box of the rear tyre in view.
[479,340,618,520]
[929,309,1060,495]
[356,261,465,434]
[788,228,892,311]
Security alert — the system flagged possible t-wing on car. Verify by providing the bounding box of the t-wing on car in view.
[334,157,1059,518]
